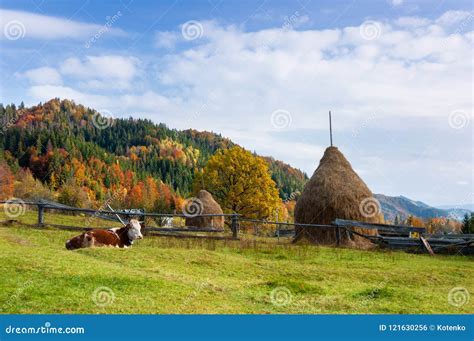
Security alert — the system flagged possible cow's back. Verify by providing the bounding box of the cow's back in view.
[66,229,122,250]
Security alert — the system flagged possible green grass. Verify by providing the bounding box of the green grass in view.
[0,211,473,314]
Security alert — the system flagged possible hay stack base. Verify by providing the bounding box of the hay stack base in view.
[294,146,381,248]
[185,190,224,228]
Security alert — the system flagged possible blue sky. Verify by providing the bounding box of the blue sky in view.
[0,0,473,206]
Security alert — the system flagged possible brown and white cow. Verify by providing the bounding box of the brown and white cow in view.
[65,219,143,250]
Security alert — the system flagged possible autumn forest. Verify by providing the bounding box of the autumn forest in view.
[0,98,307,220]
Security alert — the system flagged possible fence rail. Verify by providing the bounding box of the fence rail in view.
[333,219,426,233]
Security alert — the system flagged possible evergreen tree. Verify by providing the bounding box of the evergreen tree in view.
[462,213,474,234]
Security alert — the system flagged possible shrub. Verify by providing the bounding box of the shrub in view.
[14,168,54,201]
[58,178,91,208]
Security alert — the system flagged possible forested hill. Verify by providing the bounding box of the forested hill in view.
[0,98,307,207]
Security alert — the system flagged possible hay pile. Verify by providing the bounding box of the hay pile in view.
[294,146,382,247]
[185,190,224,228]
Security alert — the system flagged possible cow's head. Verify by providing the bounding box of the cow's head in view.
[127,219,143,241]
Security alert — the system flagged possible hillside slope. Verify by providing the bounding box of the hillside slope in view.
[0,99,307,206]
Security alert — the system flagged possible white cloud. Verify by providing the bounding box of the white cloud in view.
[390,0,404,6]
[155,31,180,49]
[0,9,126,40]
[456,181,469,186]
[149,13,471,134]
[28,85,110,109]
[19,66,62,85]
[283,13,310,29]
[59,55,139,89]
[395,16,431,28]
[121,91,182,111]
[26,12,472,135]
[223,128,326,171]
[24,10,473,204]
[436,10,473,27]
[60,55,138,80]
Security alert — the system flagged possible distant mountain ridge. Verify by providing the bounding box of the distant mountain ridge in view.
[375,194,472,222]
[437,203,474,211]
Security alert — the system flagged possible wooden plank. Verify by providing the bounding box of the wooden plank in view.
[429,234,474,239]
[106,204,127,226]
[145,227,225,233]
[420,236,435,256]
[333,219,425,233]
[240,218,333,228]
[426,238,472,244]
[146,232,234,240]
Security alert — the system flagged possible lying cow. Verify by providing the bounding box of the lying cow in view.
[65,219,143,250]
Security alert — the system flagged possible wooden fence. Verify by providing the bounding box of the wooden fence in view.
[1,199,472,254]
[0,199,241,239]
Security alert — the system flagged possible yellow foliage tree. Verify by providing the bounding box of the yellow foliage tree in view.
[195,147,281,219]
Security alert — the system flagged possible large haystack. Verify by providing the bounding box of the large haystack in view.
[294,146,381,247]
[185,190,225,228]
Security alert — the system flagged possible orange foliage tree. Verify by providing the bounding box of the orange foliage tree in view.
[0,161,14,199]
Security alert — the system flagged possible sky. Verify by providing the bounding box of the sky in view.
[0,0,472,207]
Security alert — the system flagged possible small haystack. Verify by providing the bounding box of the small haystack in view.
[294,146,382,247]
[185,190,225,228]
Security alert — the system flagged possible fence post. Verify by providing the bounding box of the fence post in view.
[231,215,239,239]
[335,225,340,246]
[37,204,45,226]
[141,209,146,235]
[275,212,280,242]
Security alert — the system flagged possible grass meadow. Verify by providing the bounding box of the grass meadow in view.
[0,210,472,314]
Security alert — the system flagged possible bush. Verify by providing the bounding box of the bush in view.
[14,168,54,201]
[58,179,91,208]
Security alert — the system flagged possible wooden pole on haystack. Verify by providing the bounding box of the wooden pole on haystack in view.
[329,111,333,147]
